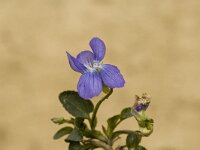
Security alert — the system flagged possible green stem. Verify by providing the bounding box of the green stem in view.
[113,130,134,135]
[88,117,92,128]
[113,119,123,131]
[111,130,140,141]
[89,139,113,150]
[91,89,113,130]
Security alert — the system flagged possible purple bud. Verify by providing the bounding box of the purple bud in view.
[133,93,151,112]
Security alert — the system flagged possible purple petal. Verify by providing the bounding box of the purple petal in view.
[89,37,106,61]
[66,52,86,73]
[100,64,125,88]
[77,71,102,99]
[77,50,95,66]
[134,104,144,112]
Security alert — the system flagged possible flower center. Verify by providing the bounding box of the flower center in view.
[85,60,102,72]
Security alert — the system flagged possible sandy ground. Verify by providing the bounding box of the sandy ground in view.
[0,0,200,150]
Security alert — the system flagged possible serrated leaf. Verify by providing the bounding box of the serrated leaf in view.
[59,91,94,119]
[66,128,83,142]
[53,127,73,140]
[120,107,133,120]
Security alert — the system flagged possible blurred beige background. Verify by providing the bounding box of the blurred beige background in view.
[1,0,200,150]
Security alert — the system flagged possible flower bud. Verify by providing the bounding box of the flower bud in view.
[131,93,153,136]
[51,117,66,125]
[133,93,151,113]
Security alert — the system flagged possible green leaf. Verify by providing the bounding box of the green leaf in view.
[102,125,107,137]
[107,115,120,137]
[107,115,120,129]
[83,129,107,142]
[59,91,94,119]
[69,142,82,150]
[91,116,97,129]
[66,128,83,142]
[120,107,133,121]
[53,127,73,140]
[126,132,141,148]
[135,145,147,150]
[112,130,137,141]
[138,118,154,129]
[80,143,95,150]
[69,142,95,150]
[74,118,85,128]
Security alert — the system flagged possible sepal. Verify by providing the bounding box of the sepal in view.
[102,84,111,94]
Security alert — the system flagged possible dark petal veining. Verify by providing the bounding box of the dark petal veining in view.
[100,64,125,88]
[77,71,102,99]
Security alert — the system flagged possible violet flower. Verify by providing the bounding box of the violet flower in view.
[66,37,125,99]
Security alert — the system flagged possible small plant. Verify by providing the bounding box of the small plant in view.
[51,37,153,150]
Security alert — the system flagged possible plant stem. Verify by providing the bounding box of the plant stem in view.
[90,88,113,130]
[89,139,113,150]
[111,130,140,141]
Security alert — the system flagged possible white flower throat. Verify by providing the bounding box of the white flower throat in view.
[85,60,102,72]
